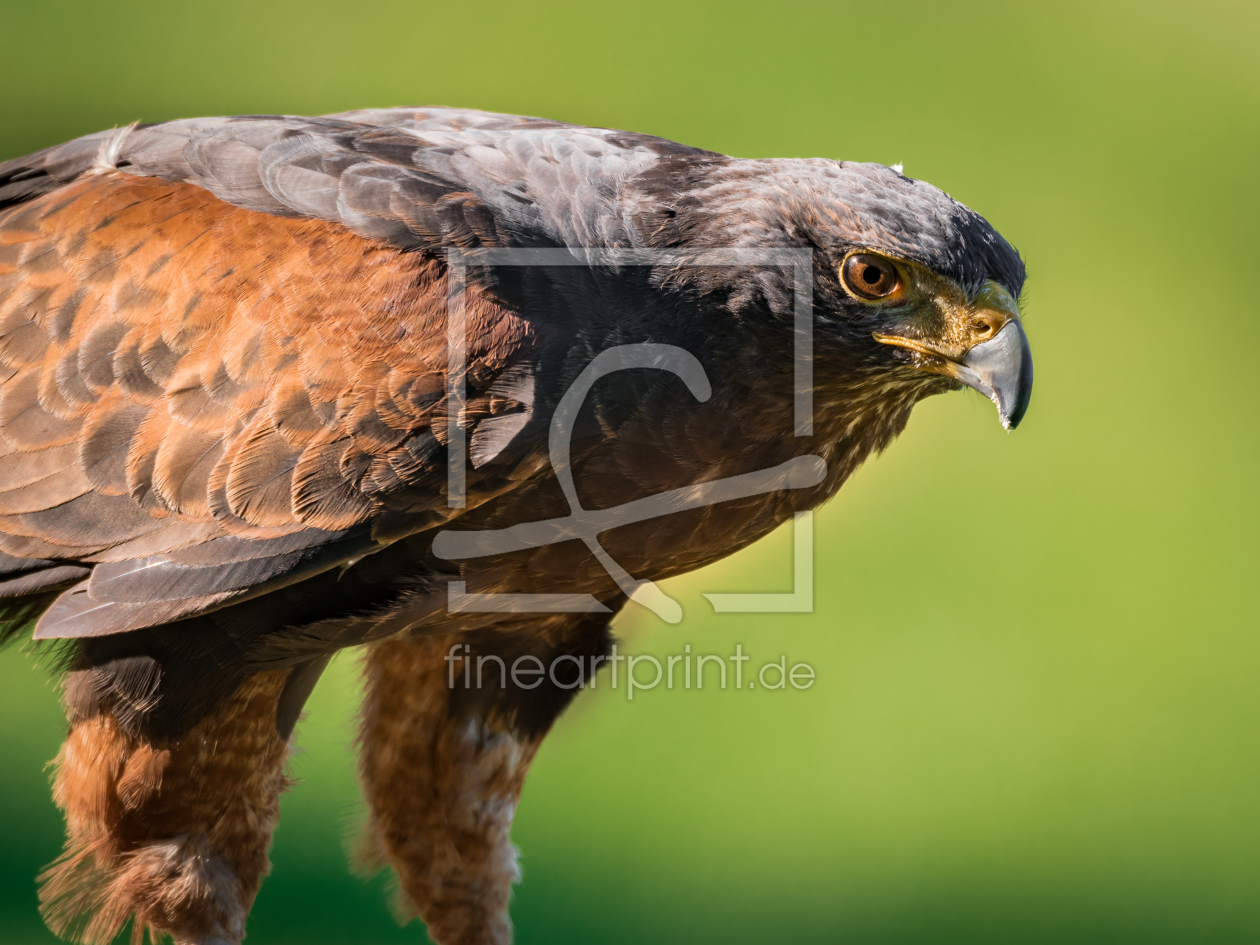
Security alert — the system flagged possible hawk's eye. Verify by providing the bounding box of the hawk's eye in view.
[842,254,902,300]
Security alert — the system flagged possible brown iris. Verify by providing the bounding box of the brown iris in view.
[842,253,901,300]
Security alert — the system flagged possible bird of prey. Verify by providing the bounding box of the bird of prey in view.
[0,107,1031,945]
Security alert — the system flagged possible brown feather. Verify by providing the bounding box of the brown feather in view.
[0,368,80,448]
[36,356,86,421]
[224,415,302,529]
[76,322,129,394]
[0,464,93,515]
[80,400,149,495]
[5,492,161,547]
[0,442,82,490]
[267,380,328,446]
[52,348,97,410]
[0,311,49,366]
[290,438,374,530]
[151,422,224,519]
[111,331,164,402]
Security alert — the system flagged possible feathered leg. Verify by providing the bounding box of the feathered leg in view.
[40,668,292,945]
[357,617,612,945]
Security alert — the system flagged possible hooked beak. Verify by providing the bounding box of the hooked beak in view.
[873,280,1034,430]
[954,319,1033,429]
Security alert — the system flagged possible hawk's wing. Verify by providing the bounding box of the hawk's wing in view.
[0,110,706,638]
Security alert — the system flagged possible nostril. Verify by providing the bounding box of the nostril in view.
[972,320,995,337]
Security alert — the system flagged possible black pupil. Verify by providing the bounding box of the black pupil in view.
[862,265,883,285]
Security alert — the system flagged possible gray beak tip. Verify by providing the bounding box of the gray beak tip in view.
[958,320,1033,431]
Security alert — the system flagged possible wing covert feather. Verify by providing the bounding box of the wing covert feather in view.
[0,107,708,258]
[0,171,542,637]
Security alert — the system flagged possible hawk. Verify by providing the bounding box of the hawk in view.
[0,108,1032,945]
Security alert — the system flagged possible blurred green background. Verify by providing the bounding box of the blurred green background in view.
[2,0,1258,942]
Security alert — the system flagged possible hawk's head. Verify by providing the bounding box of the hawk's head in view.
[665,157,1033,430]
